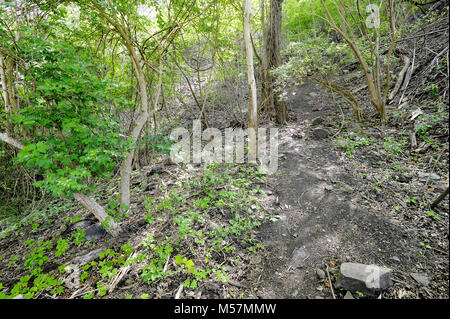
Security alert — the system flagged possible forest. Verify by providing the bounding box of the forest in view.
[0,0,448,300]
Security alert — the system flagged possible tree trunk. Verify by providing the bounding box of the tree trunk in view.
[90,3,154,208]
[0,55,12,135]
[264,0,287,124]
[244,0,258,162]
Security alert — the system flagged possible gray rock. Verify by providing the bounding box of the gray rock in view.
[71,220,92,230]
[316,268,326,280]
[290,246,309,269]
[84,224,106,241]
[311,117,324,126]
[314,296,324,299]
[13,294,26,299]
[418,171,440,182]
[390,256,400,262]
[344,291,354,299]
[74,248,104,265]
[411,273,430,286]
[336,263,393,295]
[312,128,329,140]
[309,92,319,97]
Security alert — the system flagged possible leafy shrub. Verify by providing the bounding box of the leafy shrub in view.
[9,33,131,196]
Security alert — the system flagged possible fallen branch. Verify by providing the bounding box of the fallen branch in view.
[228,280,247,289]
[409,131,417,149]
[109,251,138,294]
[430,186,449,209]
[175,283,184,299]
[0,132,24,150]
[399,40,416,105]
[389,55,411,102]
[74,193,122,237]
[427,46,449,74]
[395,27,449,43]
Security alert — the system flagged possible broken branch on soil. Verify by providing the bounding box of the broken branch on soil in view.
[389,55,411,102]
[325,265,336,299]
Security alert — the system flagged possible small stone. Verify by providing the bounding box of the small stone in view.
[314,296,324,299]
[411,273,430,286]
[13,295,25,299]
[344,291,354,299]
[309,92,319,97]
[312,128,329,140]
[336,263,393,295]
[84,224,106,241]
[390,256,400,262]
[74,248,104,264]
[316,268,326,280]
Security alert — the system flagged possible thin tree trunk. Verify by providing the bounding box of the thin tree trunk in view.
[0,56,12,135]
[260,0,269,114]
[244,0,258,162]
[90,3,155,208]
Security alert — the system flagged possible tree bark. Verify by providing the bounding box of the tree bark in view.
[244,0,258,162]
[0,55,12,135]
[264,0,287,124]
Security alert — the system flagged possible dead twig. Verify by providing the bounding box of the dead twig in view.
[175,283,184,299]
[409,131,417,149]
[109,252,138,294]
[325,265,336,299]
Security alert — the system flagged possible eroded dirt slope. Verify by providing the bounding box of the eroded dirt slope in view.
[250,82,448,299]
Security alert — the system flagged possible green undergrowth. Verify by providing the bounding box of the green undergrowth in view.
[0,163,273,299]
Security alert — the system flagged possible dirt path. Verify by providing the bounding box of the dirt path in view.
[251,83,422,299]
